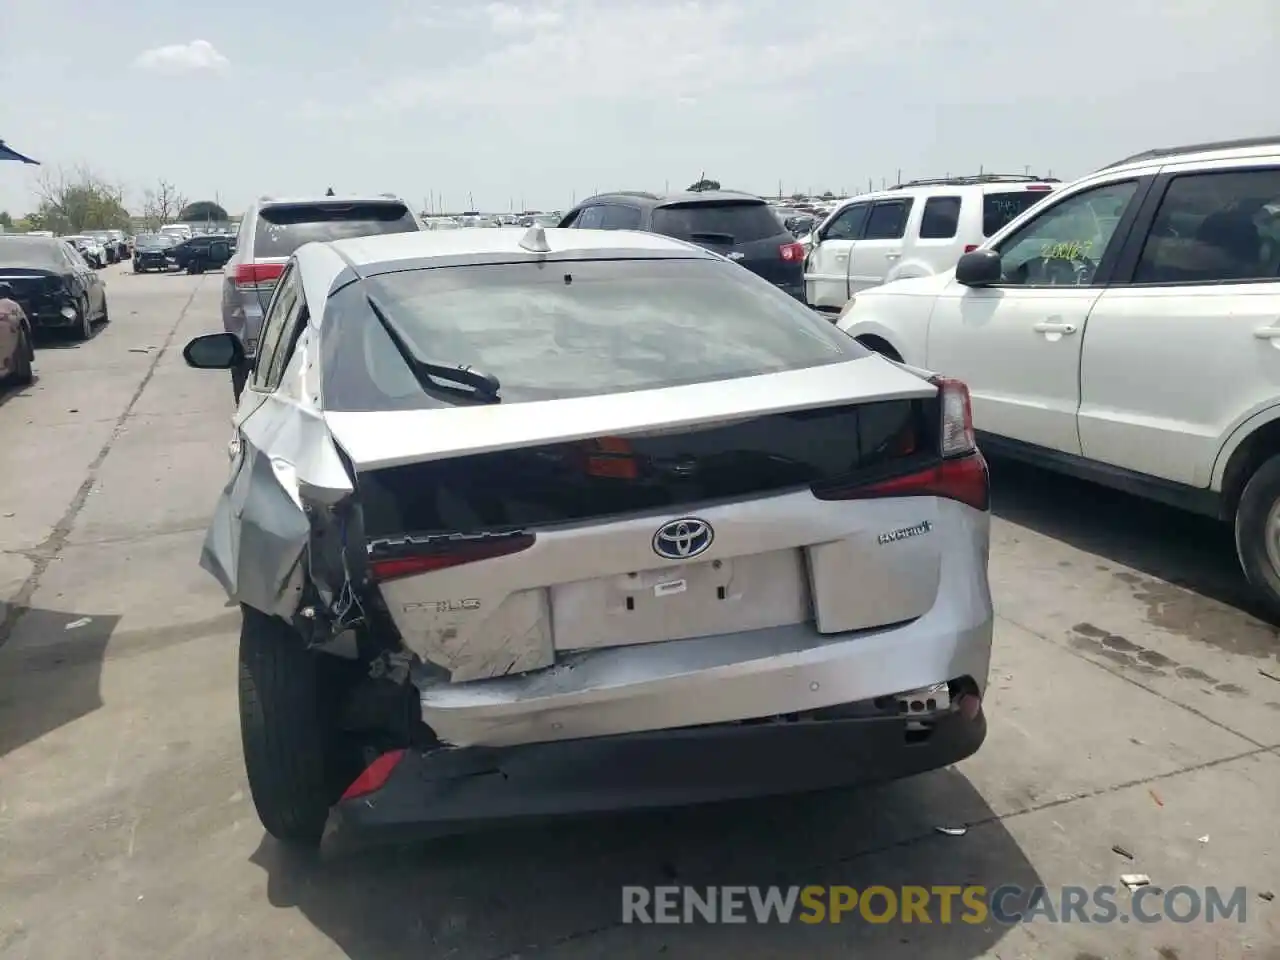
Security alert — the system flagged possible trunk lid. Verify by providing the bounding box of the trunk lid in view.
[335,358,953,681]
[0,268,65,313]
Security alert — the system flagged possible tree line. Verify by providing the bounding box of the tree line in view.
[2,167,229,235]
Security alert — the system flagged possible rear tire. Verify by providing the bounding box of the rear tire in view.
[238,605,352,845]
[9,327,33,385]
[1234,454,1280,622]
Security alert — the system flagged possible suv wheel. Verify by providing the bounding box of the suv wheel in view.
[72,301,93,341]
[1234,454,1280,620]
[238,605,356,845]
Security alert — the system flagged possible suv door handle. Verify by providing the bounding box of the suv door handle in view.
[1253,326,1280,340]
[884,252,901,260]
[1032,321,1078,334]
[834,253,849,261]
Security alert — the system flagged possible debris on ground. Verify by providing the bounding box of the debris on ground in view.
[1112,844,1135,860]
[935,826,968,837]
[1260,668,1280,683]
[64,617,92,630]
[1259,891,1275,902]
[1198,835,1209,844]
[1148,789,1163,807]
[1121,874,1151,891]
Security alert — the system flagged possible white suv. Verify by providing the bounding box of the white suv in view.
[804,175,1060,314]
[838,136,1280,614]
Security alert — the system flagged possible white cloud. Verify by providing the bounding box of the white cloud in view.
[132,39,229,74]
[484,2,563,32]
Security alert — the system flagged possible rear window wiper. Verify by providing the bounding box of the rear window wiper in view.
[365,295,502,403]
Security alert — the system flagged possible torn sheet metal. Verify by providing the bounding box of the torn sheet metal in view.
[201,390,353,619]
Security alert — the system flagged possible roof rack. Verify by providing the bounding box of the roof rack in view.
[888,174,1060,190]
[1101,134,1280,169]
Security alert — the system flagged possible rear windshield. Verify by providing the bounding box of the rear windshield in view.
[983,190,1053,236]
[652,202,785,243]
[253,202,417,258]
[322,258,862,410]
[0,237,61,269]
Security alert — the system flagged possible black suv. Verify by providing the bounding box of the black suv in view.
[558,191,806,302]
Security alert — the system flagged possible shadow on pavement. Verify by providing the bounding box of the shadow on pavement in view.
[251,768,1037,960]
[0,606,118,758]
[989,455,1275,623]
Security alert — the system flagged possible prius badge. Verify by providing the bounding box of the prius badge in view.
[653,517,714,560]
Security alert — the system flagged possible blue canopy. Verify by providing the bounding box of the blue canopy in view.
[0,140,40,165]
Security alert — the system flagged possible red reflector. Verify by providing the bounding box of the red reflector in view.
[813,454,989,511]
[1025,185,1053,192]
[233,262,285,287]
[963,244,979,253]
[340,749,405,801]
[368,533,536,582]
[779,242,805,262]
[586,455,638,479]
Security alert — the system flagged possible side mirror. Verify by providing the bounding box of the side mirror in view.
[183,332,245,370]
[955,249,1003,287]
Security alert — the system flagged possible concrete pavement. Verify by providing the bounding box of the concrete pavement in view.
[0,266,1276,959]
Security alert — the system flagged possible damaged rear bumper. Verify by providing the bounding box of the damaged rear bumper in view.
[321,696,987,856]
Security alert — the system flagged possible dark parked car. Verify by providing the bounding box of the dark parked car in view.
[559,190,807,301]
[133,234,176,272]
[84,231,120,264]
[0,235,107,340]
[171,235,233,274]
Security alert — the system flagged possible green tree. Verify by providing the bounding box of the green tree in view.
[35,167,132,233]
[178,200,229,223]
[688,178,721,192]
[0,211,12,230]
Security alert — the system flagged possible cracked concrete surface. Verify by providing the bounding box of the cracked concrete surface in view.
[0,266,1277,959]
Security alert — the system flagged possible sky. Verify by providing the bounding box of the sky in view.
[1,0,1277,217]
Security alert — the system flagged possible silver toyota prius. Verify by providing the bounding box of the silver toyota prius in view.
[181,224,994,852]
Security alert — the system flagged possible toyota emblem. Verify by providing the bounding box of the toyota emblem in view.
[652,517,714,560]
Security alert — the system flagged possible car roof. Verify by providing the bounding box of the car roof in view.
[1100,134,1280,173]
[576,189,768,209]
[294,227,716,322]
[250,194,409,213]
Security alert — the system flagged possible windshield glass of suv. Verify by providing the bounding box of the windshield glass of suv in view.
[984,190,1054,236]
[651,202,784,243]
[0,237,62,269]
[254,202,417,258]
[322,257,863,410]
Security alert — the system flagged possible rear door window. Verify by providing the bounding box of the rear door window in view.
[574,206,607,229]
[253,202,418,259]
[598,205,643,229]
[652,203,784,243]
[864,199,913,240]
[918,196,962,239]
[983,190,1052,236]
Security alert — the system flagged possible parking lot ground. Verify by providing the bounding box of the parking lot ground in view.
[0,267,1277,960]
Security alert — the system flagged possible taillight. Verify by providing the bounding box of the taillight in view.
[367,532,535,582]
[963,244,979,253]
[811,376,988,510]
[340,749,405,801]
[233,262,284,290]
[930,376,976,457]
[816,456,989,511]
[779,242,805,262]
[1025,184,1053,192]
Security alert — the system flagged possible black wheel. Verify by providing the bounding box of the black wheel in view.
[100,297,109,324]
[1235,455,1280,621]
[134,262,145,274]
[238,605,354,845]
[71,300,93,341]
[9,326,33,385]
